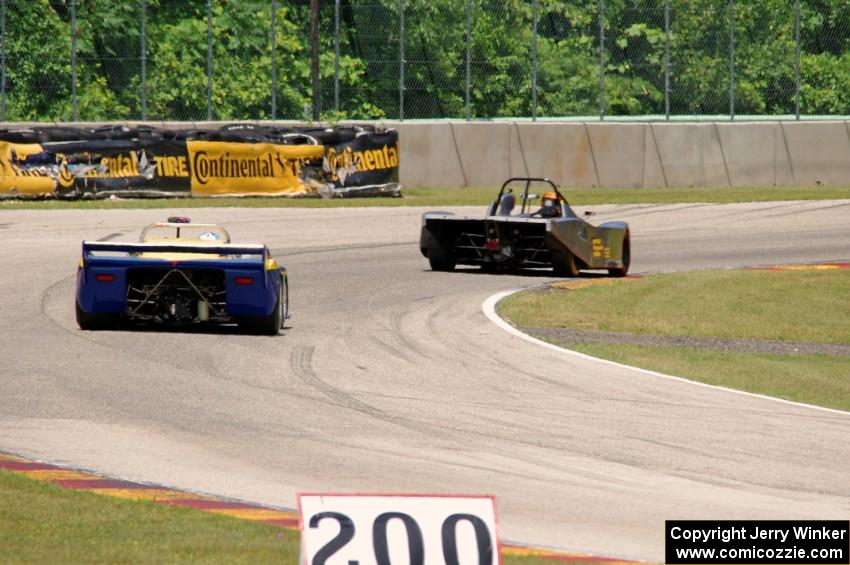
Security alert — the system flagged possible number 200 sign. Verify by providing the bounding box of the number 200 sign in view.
[298,494,501,565]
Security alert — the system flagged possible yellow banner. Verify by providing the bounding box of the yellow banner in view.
[0,142,55,196]
[187,141,325,196]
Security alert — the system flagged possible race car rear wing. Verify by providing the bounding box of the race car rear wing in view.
[82,241,268,260]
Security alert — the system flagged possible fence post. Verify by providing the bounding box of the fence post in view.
[334,0,340,112]
[599,0,605,120]
[271,0,277,120]
[795,0,800,120]
[399,0,405,120]
[141,0,147,120]
[71,0,78,121]
[310,0,319,120]
[206,0,213,120]
[729,0,735,120]
[1,0,6,121]
[465,0,471,120]
[664,0,670,120]
[532,0,538,121]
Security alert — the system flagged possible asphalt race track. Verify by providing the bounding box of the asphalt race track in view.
[1,200,849,561]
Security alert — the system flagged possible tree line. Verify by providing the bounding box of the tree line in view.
[3,0,849,122]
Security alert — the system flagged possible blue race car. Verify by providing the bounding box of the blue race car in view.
[75,218,288,335]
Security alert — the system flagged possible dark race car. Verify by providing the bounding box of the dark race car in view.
[420,177,630,277]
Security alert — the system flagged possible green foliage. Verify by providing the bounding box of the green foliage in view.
[76,76,132,120]
[2,0,849,121]
[800,52,850,113]
[4,1,71,120]
[146,15,213,120]
[537,37,599,116]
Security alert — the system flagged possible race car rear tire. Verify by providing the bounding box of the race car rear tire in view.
[75,301,117,330]
[608,234,631,277]
[281,275,289,323]
[427,242,456,272]
[551,248,580,277]
[253,276,284,336]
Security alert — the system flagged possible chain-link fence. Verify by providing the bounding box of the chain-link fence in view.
[2,0,849,122]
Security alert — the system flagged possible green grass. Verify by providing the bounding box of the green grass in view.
[0,470,590,565]
[0,470,297,564]
[569,185,850,205]
[499,269,850,344]
[498,269,850,411]
[2,185,849,209]
[567,344,850,412]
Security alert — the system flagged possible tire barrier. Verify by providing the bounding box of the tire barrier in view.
[0,123,400,199]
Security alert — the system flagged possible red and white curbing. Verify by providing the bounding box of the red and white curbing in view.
[0,451,643,563]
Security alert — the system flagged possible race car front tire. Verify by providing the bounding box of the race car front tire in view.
[75,301,118,330]
[608,234,630,277]
[551,248,580,277]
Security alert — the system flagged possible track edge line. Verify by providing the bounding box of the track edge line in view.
[482,288,850,418]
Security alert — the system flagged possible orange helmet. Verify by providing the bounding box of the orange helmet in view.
[542,192,560,207]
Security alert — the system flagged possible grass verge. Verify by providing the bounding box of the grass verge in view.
[568,344,850,411]
[499,270,850,343]
[0,470,297,564]
[2,185,849,209]
[0,470,596,565]
[497,268,850,411]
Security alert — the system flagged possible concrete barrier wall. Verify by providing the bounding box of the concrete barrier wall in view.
[390,120,850,188]
[4,120,849,188]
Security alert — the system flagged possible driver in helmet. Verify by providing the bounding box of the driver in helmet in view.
[533,191,562,218]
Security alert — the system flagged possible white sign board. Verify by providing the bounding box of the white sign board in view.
[298,494,500,565]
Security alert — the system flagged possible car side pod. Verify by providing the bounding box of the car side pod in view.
[599,222,631,277]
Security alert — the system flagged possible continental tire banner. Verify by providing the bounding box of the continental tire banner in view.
[0,124,400,199]
[188,141,324,196]
[0,141,55,196]
[322,130,401,191]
